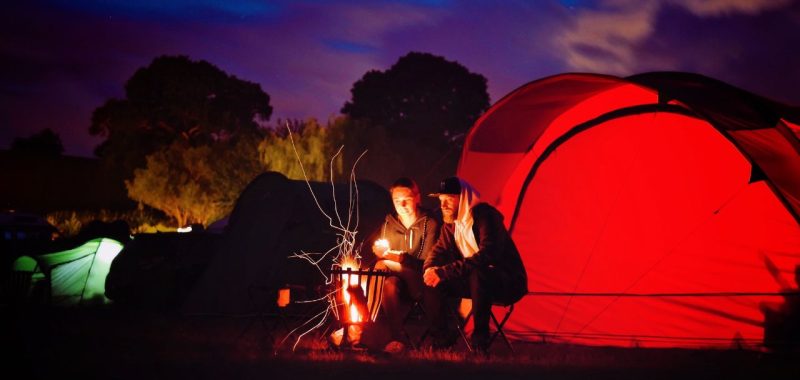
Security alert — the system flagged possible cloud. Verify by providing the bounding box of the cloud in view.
[558,1,658,74]
[215,2,446,120]
[332,2,442,46]
[48,0,283,22]
[671,0,793,16]
[375,1,569,104]
[556,0,800,107]
[636,2,800,104]
[323,39,378,54]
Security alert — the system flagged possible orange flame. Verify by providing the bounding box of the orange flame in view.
[349,304,361,323]
[340,259,366,323]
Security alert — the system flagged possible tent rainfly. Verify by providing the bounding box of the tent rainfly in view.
[458,72,800,349]
[182,172,392,315]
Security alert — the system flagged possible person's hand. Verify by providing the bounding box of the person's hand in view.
[423,267,441,287]
[373,239,390,256]
[384,250,402,262]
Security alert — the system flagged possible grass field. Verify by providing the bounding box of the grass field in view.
[5,305,799,380]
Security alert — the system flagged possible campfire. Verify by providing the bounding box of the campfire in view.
[277,136,385,350]
[328,258,387,347]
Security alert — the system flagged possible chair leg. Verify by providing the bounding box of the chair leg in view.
[237,286,277,344]
[457,303,515,353]
[403,300,428,349]
[453,305,473,351]
[488,304,514,352]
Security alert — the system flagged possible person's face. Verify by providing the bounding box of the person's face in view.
[392,187,418,218]
[438,194,460,223]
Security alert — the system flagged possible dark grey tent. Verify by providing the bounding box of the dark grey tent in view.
[105,231,220,309]
[182,171,392,315]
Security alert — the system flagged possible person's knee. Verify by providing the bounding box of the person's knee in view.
[384,277,402,294]
[467,267,491,289]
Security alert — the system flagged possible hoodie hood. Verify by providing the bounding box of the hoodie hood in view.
[454,178,480,258]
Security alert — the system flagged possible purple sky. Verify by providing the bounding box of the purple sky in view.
[2,0,799,157]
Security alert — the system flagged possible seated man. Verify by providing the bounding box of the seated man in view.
[423,176,528,353]
[370,177,441,352]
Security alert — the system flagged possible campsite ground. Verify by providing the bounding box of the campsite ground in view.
[5,305,799,380]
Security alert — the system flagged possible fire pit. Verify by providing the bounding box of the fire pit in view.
[328,266,388,348]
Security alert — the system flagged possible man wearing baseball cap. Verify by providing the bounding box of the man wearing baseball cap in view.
[423,176,527,354]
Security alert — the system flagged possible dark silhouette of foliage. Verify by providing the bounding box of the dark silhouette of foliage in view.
[11,128,64,156]
[89,55,272,177]
[332,117,460,210]
[341,52,490,147]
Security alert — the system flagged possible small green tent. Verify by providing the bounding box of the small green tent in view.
[13,237,124,305]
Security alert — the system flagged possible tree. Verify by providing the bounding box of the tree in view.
[341,52,490,147]
[332,118,461,209]
[258,118,345,181]
[126,117,351,228]
[90,55,272,177]
[11,128,63,156]
[126,134,265,227]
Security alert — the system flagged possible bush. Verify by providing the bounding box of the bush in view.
[46,208,172,238]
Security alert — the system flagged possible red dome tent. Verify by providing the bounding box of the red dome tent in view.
[458,72,800,348]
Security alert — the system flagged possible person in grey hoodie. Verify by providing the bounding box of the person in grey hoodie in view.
[369,177,441,352]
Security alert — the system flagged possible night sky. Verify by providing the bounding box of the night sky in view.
[2,0,799,157]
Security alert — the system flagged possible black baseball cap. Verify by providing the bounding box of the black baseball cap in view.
[428,177,461,197]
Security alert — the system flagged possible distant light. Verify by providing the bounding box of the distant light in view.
[177,226,192,233]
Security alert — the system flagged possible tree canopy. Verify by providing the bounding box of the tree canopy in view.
[341,52,490,147]
[126,135,264,227]
[258,118,345,182]
[126,118,349,227]
[89,55,272,176]
[11,128,63,156]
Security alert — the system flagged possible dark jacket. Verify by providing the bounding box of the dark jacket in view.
[366,208,441,271]
[424,203,528,302]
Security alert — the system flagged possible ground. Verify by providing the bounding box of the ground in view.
[5,305,799,380]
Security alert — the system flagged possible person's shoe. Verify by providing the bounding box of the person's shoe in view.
[383,340,406,354]
[470,334,490,357]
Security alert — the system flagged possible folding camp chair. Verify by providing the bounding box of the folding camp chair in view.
[451,299,516,353]
[400,299,428,349]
